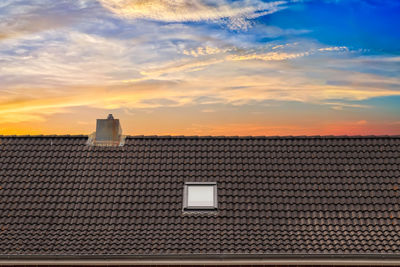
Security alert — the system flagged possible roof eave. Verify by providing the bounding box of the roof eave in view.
[2,254,400,265]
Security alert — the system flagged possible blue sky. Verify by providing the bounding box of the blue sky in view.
[0,0,399,135]
[263,0,400,51]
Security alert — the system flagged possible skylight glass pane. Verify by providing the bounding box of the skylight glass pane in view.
[187,185,214,206]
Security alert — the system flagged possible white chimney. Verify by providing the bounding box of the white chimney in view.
[87,114,125,146]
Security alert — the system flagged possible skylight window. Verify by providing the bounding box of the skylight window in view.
[183,182,217,210]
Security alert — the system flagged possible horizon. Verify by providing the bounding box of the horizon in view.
[1,132,400,137]
[1,0,399,136]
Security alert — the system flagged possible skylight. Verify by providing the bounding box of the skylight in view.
[183,182,217,210]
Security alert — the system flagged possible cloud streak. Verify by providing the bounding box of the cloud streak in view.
[1,0,399,135]
[2,25,399,126]
[98,0,288,30]
[138,44,351,78]
[0,0,91,41]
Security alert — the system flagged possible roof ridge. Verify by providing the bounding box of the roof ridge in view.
[126,135,400,139]
[0,134,87,138]
[1,134,399,139]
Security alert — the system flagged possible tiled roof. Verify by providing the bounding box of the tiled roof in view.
[0,135,399,258]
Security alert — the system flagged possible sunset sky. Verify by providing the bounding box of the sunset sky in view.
[0,0,399,136]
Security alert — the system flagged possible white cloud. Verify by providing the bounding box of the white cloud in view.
[318,46,348,52]
[227,51,310,61]
[183,46,234,57]
[1,1,399,125]
[98,0,288,30]
[0,31,143,87]
[0,0,90,41]
[325,102,371,110]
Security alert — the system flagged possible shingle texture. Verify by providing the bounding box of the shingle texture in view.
[0,135,399,257]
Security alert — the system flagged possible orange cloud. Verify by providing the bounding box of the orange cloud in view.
[2,59,400,125]
[0,83,197,123]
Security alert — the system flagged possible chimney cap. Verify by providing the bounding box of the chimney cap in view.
[107,114,114,120]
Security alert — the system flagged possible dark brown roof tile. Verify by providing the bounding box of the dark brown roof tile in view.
[0,135,400,256]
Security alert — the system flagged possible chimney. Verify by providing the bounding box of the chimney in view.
[88,114,125,146]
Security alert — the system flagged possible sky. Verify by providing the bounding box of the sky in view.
[0,0,399,136]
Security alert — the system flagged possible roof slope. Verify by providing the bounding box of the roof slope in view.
[0,135,399,257]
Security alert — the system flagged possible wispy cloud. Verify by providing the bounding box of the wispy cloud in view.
[183,46,234,57]
[98,0,289,30]
[227,51,310,61]
[0,82,191,123]
[1,0,399,135]
[140,58,225,77]
[0,13,72,41]
[138,44,350,77]
[324,102,371,110]
[318,46,349,52]
[0,31,143,87]
[3,26,399,125]
[0,0,91,41]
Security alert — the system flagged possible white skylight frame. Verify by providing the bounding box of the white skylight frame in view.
[183,182,218,210]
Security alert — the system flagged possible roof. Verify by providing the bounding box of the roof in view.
[0,135,399,259]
